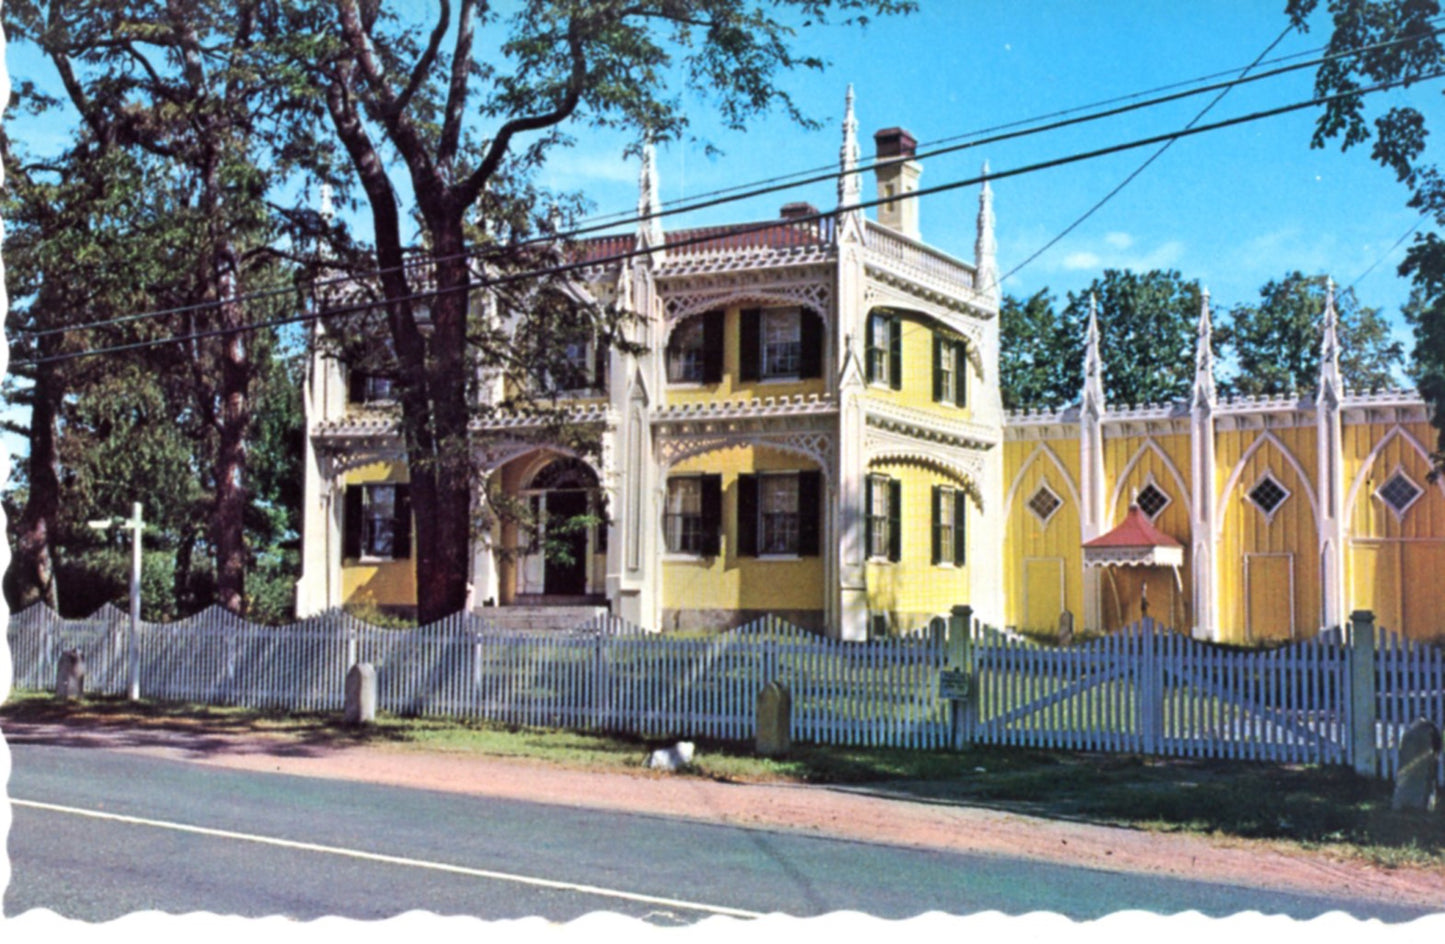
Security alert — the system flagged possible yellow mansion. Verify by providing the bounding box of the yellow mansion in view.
[295,90,1445,644]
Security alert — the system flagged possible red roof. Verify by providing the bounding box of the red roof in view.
[1083,504,1183,550]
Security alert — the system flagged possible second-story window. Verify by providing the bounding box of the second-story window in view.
[866,312,902,390]
[762,308,801,377]
[739,307,823,382]
[933,332,968,408]
[666,311,723,384]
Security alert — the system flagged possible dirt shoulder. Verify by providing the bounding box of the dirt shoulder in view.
[5,715,1443,913]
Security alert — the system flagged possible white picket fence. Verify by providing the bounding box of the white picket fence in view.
[7,604,1443,777]
[6,605,949,748]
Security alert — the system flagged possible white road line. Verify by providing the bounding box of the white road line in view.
[12,798,764,920]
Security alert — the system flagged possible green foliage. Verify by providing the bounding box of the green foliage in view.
[1222,271,1404,396]
[999,288,1075,410]
[1289,0,1445,471]
[1065,270,1203,407]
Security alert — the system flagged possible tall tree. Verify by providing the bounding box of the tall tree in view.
[9,0,315,612]
[291,0,913,623]
[1063,269,1203,407]
[1288,0,1445,472]
[999,288,1076,410]
[1223,271,1404,395]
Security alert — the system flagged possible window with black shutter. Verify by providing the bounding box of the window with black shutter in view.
[932,486,965,566]
[739,309,761,381]
[933,332,968,407]
[867,475,901,562]
[343,484,412,561]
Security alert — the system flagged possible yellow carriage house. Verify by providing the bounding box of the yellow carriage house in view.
[1002,287,1445,644]
[296,92,1009,640]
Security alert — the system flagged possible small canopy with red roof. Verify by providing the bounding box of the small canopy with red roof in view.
[1083,503,1184,568]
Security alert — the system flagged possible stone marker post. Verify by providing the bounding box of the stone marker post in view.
[756,681,792,757]
[948,605,974,750]
[1348,610,1378,778]
[344,663,377,726]
[1391,719,1442,812]
[1057,610,1074,646]
[55,649,85,700]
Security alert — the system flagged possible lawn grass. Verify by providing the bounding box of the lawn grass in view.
[4,689,1442,868]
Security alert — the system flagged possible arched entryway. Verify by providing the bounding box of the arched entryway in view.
[520,457,603,598]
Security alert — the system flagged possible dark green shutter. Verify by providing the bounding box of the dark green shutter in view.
[887,478,902,562]
[865,316,879,384]
[700,475,722,556]
[955,341,968,407]
[348,370,366,403]
[799,311,822,379]
[343,487,363,559]
[931,485,943,565]
[932,334,945,403]
[392,485,412,559]
[739,308,761,381]
[887,316,902,390]
[736,474,758,556]
[798,470,821,556]
[864,475,875,558]
[593,339,608,390]
[702,310,724,383]
[954,489,967,566]
[595,493,609,554]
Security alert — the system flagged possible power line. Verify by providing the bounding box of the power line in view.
[995,26,1295,289]
[18,24,1441,344]
[20,67,1445,369]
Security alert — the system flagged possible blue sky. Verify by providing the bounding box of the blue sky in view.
[538,2,1439,367]
[4,2,1439,372]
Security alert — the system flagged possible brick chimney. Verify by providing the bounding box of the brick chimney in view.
[873,127,922,239]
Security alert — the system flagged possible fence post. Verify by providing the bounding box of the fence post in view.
[947,605,974,750]
[1348,610,1378,778]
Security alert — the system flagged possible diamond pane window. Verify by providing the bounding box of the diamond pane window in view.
[1136,484,1170,519]
[1377,472,1423,519]
[1248,474,1289,517]
[1027,484,1062,525]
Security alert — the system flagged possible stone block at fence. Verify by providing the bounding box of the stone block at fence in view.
[1057,610,1074,646]
[1391,719,1442,813]
[344,663,377,726]
[55,649,85,701]
[756,681,792,757]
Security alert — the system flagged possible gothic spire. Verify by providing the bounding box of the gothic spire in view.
[975,161,998,302]
[836,84,864,243]
[1082,293,1105,415]
[1193,288,1216,407]
[1318,276,1342,404]
[638,141,664,255]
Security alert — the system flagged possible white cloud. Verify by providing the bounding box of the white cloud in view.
[1104,232,1133,250]
[1052,238,1184,274]
[1062,251,1101,270]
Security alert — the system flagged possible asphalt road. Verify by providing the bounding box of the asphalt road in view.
[4,742,1434,923]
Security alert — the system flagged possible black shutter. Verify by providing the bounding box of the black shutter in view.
[799,310,822,379]
[954,489,967,566]
[888,316,902,390]
[739,308,761,381]
[887,477,902,563]
[736,474,758,556]
[955,341,969,407]
[391,485,412,559]
[593,339,608,390]
[702,310,724,383]
[348,370,366,403]
[865,316,878,384]
[595,493,609,553]
[931,485,943,565]
[700,475,722,556]
[864,475,875,558]
[932,334,945,403]
[343,486,363,560]
[798,470,822,556]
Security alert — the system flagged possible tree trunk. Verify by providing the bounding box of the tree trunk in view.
[7,355,63,612]
[213,272,250,615]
